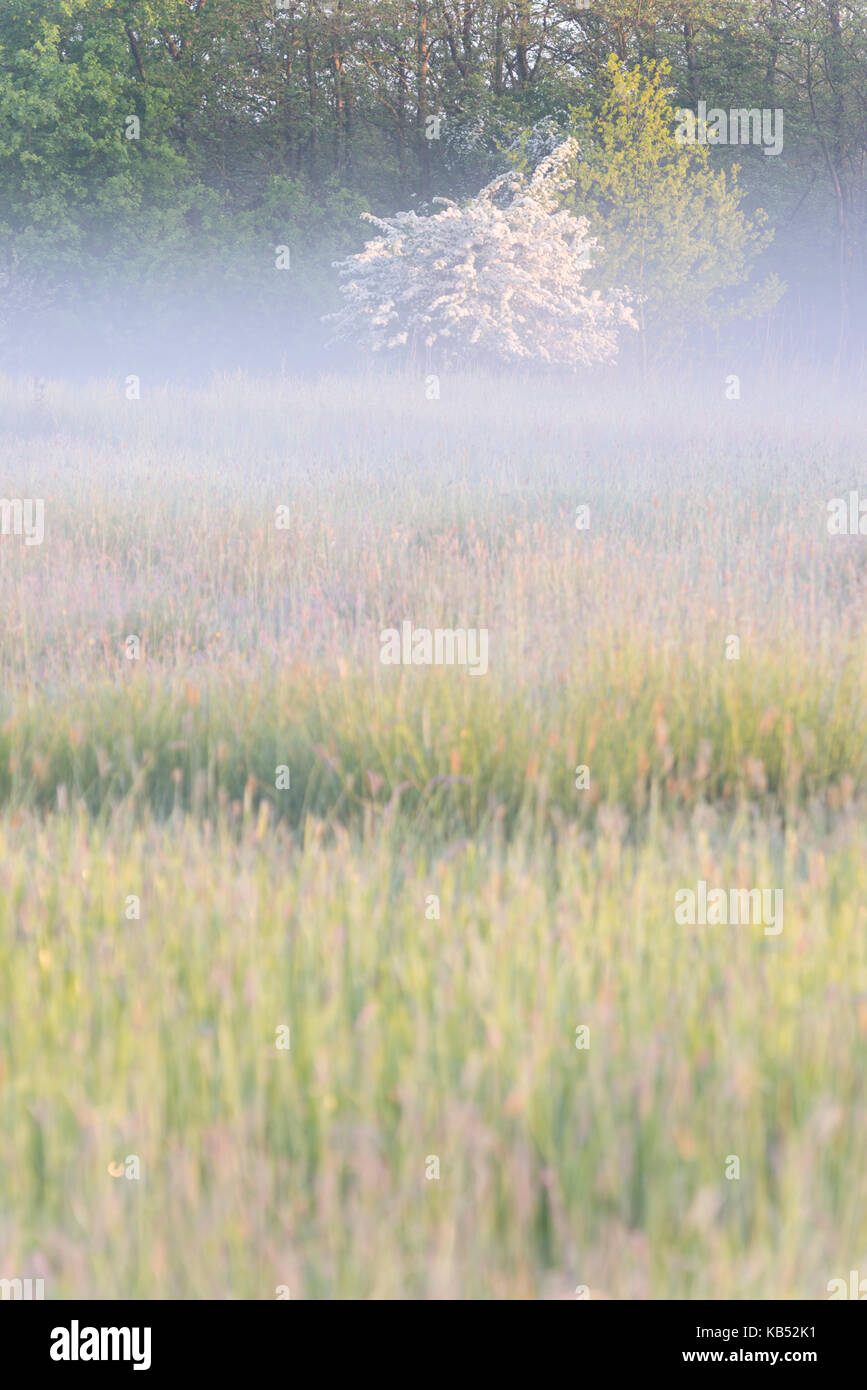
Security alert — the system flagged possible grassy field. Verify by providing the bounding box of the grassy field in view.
[1,368,866,1298]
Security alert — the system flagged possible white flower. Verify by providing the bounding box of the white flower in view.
[327,141,636,369]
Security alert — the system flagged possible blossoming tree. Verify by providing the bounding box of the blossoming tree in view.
[328,140,637,369]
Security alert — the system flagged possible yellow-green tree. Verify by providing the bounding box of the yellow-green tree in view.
[564,56,784,365]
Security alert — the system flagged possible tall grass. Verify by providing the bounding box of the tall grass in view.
[0,368,865,1297]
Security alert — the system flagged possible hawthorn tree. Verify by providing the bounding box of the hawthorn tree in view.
[328,138,637,368]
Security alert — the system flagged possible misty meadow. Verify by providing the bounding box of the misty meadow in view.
[1,2,866,1305]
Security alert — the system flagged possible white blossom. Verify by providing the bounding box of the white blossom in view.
[327,140,637,369]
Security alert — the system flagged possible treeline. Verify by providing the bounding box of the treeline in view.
[1,1,865,375]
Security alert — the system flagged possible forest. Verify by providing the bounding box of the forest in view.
[0,2,865,374]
